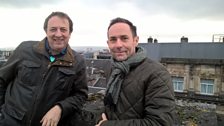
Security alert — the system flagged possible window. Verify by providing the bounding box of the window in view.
[172,77,184,92]
[200,79,214,95]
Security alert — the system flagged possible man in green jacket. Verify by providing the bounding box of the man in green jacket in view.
[96,17,175,126]
[0,11,88,126]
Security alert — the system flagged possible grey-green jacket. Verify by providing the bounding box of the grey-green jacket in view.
[102,58,175,126]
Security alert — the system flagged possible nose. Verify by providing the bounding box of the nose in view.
[55,29,62,37]
[114,39,123,48]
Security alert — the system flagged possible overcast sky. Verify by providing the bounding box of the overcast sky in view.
[0,0,224,48]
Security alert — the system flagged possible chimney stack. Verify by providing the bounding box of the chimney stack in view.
[154,39,158,43]
[181,36,188,43]
[147,36,153,43]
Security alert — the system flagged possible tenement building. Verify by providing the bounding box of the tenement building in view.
[139,42,224,105]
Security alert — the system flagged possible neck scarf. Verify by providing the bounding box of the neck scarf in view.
[105,46,147,106]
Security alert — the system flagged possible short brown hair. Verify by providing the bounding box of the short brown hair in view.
[43,11,73,33]
[107,17,137,37]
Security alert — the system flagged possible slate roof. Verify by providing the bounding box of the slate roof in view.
[139,42,224,62]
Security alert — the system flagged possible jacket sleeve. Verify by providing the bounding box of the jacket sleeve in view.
[57,57,88,118]
[0,46,22,106]
[101,68,176,126]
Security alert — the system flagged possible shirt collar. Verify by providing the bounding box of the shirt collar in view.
[45,39,67,56]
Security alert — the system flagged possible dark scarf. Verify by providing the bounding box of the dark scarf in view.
[104,46,146,107]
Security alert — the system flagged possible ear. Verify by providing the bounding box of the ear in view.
[134,36,139,46]
[107,40,109,45]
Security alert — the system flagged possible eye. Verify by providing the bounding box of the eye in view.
[60,28,68,32]
[109,37,117,43]
[120,36,128,41]
[49,28,57,32]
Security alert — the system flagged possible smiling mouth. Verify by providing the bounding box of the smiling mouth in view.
[54,39,63,42]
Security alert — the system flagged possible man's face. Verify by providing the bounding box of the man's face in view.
[46,16,71,52]
[107,23,139,61]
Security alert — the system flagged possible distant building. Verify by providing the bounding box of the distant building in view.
[85,59,110,93]
[0,50,13,67]
[212,34,224,43]
[0,50,13,59]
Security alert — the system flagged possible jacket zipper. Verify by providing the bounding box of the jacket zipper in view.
[28,64,51,126]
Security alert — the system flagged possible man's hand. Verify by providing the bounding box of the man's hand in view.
[40,105,62,126]
[95,113,107,126]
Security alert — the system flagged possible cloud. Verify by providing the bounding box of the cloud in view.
[0,0,223,48]
[0,0,61,8]
[135,0,224,20]
[2,0,223,20]
[80,0,224,20]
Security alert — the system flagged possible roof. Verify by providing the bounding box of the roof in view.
[139,42,224,62]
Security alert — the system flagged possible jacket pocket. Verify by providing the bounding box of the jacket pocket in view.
[4,103,25,120]
[55,68,75,90]
[18,60,41,86]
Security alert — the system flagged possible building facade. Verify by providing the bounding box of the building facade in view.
[139,42,224,105]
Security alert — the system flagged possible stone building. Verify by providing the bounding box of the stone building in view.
[139,42,224,105]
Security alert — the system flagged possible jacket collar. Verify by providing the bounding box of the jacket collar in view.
[33,37,75,66]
